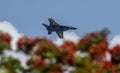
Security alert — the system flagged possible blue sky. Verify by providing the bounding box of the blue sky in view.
[0,0,120,40]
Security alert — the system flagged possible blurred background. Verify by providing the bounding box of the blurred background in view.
[0,0,120,73]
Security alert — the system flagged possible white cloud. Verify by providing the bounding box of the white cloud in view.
[0,21,28,68]
[109,34,120,49]
[4,50,29,68]
[0,21,23,50]
[54,31,80,46]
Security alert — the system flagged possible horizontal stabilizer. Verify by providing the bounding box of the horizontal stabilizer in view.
[42,24,48,28]
[48,30,52,35]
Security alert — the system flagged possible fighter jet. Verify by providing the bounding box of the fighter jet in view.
[42,18,77,38]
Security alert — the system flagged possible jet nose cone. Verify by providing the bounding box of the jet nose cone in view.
[70,27,77,29]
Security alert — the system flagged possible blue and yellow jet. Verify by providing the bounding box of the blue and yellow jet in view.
[42,18,77,38]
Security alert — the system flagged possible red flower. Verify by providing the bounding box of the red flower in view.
[61,41,76,65]
[33,37,54,46]
[17,36,34,47]
[97,61,117,73]
[27,56,48,68]
[61,41,76,51]
[4,33,11,44]
[89,40,108,61]
[17,36,34,53]
[0,33,11,44]
[110,45,120,64]
[49,63,62,73]
[50,71,62,73]
[110,45,120,55]
[32,37,60,59]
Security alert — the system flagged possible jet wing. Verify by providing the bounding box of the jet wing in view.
[56,31,63,38]
[48,18,59,27]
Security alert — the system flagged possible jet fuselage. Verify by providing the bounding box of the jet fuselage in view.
[47,25,70,32]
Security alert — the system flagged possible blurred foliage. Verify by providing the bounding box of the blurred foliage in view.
[0,28,120,73]
[0,56,23,73]
[110,45,120,64]
[0,32,11,54]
